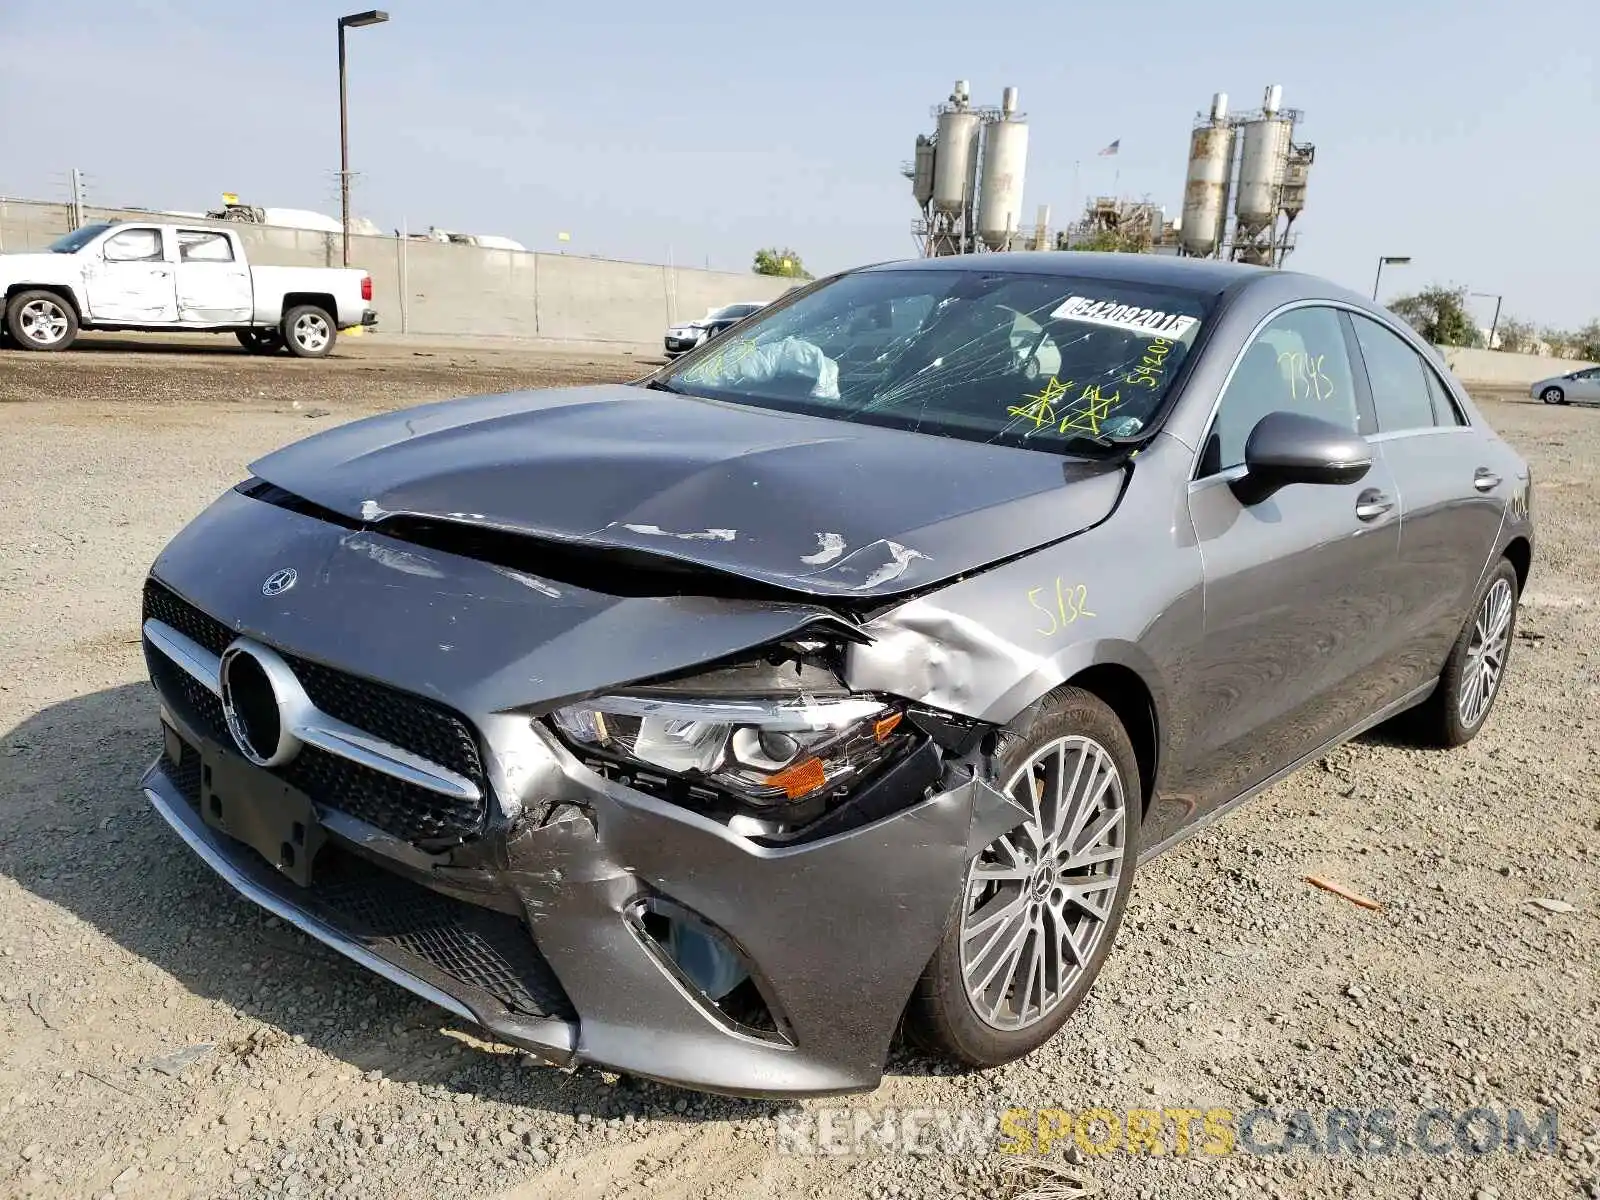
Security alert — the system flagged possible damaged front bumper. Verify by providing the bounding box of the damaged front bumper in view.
[143,703,1020,1097]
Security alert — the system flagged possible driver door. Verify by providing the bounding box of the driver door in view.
[1181,304,1407,815]
[83,227,177,323]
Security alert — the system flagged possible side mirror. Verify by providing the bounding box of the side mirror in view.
[1230,410,1372,506]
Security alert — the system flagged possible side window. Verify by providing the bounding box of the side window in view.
[1201,305,1360,476]
[103,228,164,263]
[177,230,234,263]
[1423,367,1469,426]
[1351,314,1439,432]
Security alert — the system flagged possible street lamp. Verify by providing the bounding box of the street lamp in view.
[338,9,389,268]
[1371,255,1411,301]
[1471,291,1504,349]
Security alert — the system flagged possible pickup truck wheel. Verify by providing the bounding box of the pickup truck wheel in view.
[6,290,79,352]
[282,305,336,359]
[236,329,284,355]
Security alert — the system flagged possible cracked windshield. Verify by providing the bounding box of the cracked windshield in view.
[665,269,1210,449]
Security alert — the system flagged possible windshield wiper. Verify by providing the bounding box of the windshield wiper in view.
[1059,432,1137,461]
[643,378,684,394]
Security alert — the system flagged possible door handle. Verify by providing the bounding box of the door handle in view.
[1473,468,1501,492]
[1355,489,1394,521]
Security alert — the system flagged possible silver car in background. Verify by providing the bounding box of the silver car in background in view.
[1531,365,1600,405]
[663,301,767,357]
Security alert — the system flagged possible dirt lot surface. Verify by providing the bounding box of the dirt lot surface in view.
[0,338,1595,1200]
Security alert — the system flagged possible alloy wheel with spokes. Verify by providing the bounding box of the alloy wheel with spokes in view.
[907,687,1140,1068]
[281,304,336,359]
[6,290,79,351]
[960,735,1126,1031]
[1458,576,1513,728]
[20,299,69,346]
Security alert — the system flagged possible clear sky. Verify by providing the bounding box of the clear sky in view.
[1,0,1594,328]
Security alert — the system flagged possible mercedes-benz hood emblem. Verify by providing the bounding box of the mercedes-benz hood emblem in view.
[261,568,298,597]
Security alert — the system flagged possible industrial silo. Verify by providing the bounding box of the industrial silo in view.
[1234,84,1292,239]
[932,81,982,214]
[1179,92,1233,257]
[977,87,1028,250]
[910,135,936,209]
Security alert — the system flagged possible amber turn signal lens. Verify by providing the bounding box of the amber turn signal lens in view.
[764,756,827,799]
[873,712,903,742]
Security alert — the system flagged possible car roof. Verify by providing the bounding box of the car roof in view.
[858,250,1314,294]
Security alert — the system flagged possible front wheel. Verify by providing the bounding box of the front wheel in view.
[5,290,79,352]
[282,305,336,359]
[906,687,1139,1068]
[1541,386,1566,405]
[236,328,285,355]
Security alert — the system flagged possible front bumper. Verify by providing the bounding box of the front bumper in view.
[144,697,1005,1097]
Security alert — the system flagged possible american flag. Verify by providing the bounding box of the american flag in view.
[1098,139,1120,157]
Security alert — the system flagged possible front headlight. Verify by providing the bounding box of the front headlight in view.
[550,692,908,811]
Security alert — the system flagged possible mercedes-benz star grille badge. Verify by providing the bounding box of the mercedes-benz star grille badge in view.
[218,640,310,767]
[261,567,298,597]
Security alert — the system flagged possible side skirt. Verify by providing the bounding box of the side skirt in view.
[1138,679,1437,864]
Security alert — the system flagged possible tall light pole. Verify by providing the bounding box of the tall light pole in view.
[1371,255,1411,301]
[1471,291,1504,349]
[338,9,388,267]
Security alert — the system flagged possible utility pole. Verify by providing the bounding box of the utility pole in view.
[1471,292,1504,349]
[68,167,87,232]
[337,10,389,267]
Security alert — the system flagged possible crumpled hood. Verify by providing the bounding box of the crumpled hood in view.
[248,384,1127,600]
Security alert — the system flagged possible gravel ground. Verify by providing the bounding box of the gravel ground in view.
[0,339,1595,1200]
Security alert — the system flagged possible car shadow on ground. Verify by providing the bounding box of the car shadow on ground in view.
[0,684,947,1124]
[52,334,263,356]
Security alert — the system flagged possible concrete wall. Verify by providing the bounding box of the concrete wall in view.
[1436,345,1596,388]
[0,198,799,346]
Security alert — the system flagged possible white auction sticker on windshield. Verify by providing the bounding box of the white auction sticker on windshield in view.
[1050,295,1199,339]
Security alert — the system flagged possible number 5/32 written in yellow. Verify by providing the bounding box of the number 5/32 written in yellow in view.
[1027,579,1096,637]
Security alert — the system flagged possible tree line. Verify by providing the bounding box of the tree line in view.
[1387,285,1599,359]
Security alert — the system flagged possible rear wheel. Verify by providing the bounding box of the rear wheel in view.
[906,688,1139,1068]
[1541,386,1566,405]
[5,290,79,351]
[282,305,336,359]
[1414,558,1519,747]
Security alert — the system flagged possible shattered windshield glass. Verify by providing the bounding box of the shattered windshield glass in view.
[662,268,1211,450]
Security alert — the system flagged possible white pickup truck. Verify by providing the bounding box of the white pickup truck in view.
[0,221,377,358]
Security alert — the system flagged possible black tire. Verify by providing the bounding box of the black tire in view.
[1540,386,1565,405]
[236,328,284,355]
[281,305,337,359]
[1413,558,1519,748]
[5,289,79,352]
[906,687,1140,1069]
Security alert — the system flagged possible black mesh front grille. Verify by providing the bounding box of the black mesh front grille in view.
[149,651,229,743]
[143,577,235,656]
[162,739,204,809]
[311,848,575,1020]
[281,653,483,785]
[280,746,485,846]
[142,578,489,846]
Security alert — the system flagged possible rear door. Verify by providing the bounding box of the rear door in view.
[174,229,252,324]
[1346,312,1504,684]
[1183,303,1407,813]
[82,226,177,323]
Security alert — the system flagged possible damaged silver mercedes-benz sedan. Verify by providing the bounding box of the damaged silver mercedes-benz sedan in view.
[140,253,1534,1096]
